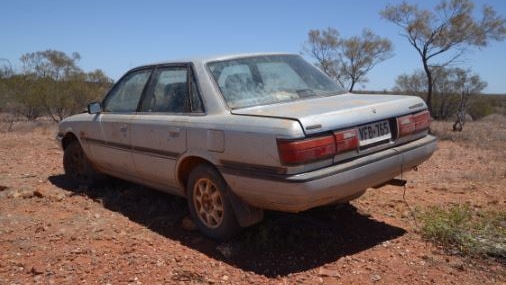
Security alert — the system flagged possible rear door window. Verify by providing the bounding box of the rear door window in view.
[139,66,204,113]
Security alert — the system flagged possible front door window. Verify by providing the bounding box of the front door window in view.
[103,70,151,112]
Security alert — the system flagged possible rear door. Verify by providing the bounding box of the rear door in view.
[86,68,152,177]
[131,64,204,189]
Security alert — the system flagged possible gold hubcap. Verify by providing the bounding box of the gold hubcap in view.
[193,178,224,229]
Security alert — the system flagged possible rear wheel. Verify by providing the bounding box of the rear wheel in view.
[63,141,99,186]
[187,164,240,240]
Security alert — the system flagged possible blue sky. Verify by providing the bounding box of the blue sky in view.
[1,0,505,93]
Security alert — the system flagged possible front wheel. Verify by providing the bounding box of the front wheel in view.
[63,141,100,186]
[187,164,240,240]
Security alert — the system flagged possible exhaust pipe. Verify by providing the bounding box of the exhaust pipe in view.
[373,178,408,189]
[386,178,407,187]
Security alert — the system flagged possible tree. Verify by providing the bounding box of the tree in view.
[16,50,113,122]
[21,50,81,80]
[19,50,83,121]
[448,68,487,131]
[303,28,394,92]
[394,67,487,129]
[3,74,46,120]
[304,28,340,81]
[393,70,427,98]
[0,59,14,113]
[381,0,506,116]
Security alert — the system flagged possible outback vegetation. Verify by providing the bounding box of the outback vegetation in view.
[0,50,113,123]
[419,204,505,259]
[380,0,506,118]
[393,67,488,126]
[301,0,506,130]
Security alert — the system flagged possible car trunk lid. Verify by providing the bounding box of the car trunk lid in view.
[231,93,427,135]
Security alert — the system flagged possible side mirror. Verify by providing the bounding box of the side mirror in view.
[87,102,102,114]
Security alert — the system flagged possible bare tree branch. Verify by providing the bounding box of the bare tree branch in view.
[381,0,506,116]
[302,28,394,92]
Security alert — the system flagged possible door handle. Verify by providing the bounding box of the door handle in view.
[119,125,128,133]
[167,127,180,134]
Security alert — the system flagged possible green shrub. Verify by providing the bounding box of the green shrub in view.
[420,204,506,259]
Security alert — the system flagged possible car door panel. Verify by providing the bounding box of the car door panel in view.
[87,113,136,176]
[130,116,188,189]
[85,68,152,178]
[131,66,191,189]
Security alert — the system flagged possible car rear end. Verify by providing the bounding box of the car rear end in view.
[205,53,437,212]
[223,96,436,212]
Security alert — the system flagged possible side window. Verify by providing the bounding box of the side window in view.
[140,66,204,113]
[103,69,151,112]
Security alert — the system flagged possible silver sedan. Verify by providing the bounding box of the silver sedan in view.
[57,53,437,240]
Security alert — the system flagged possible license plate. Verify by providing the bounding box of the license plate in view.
[358,120,391,146]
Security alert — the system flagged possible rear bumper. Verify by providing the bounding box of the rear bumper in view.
[222,135,437,212]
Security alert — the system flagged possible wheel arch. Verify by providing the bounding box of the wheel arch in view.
[61,132,80,150]
[177,154,264,228]
[177,155,215,194]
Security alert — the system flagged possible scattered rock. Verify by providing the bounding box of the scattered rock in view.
[34,226,46,233]
[216,242,242,259]
[29,266,43,275]
[54,193,66,201]
[33,190,44,198]
[181,216,198,231]
[317,267,341,278]
[22,174,37,178]
[371,274,381,282]
[20,190,36,199]
[216,243,234,259]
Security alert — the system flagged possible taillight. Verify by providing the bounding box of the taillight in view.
[413,111,430,131]
[397,110,430,138]
[277,128,359,165]
[334,129,359,154]
[278,135,336,165]
[397,115,416,137]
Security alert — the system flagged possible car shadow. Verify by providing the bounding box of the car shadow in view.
[49,174,406,277]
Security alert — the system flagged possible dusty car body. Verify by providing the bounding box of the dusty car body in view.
[57,53,437,240]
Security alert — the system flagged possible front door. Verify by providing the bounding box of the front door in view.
[86,68,152,177]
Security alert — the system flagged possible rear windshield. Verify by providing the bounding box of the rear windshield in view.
[207,54,345,109]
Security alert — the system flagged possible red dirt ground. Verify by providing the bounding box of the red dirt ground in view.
[0,118,504,284]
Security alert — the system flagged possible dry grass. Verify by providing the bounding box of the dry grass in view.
[421,114,506,261]
[430,114,506,151]
[0,113,57,134]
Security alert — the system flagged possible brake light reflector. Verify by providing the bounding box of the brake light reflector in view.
[398,115,415,137]
[397,110,430,137]
[413,111,430,131]
[334,129,359,154]
[277,135,336,165]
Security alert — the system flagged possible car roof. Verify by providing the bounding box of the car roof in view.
[143,52,296,67]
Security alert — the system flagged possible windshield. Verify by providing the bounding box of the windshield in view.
[207,54,346,109]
